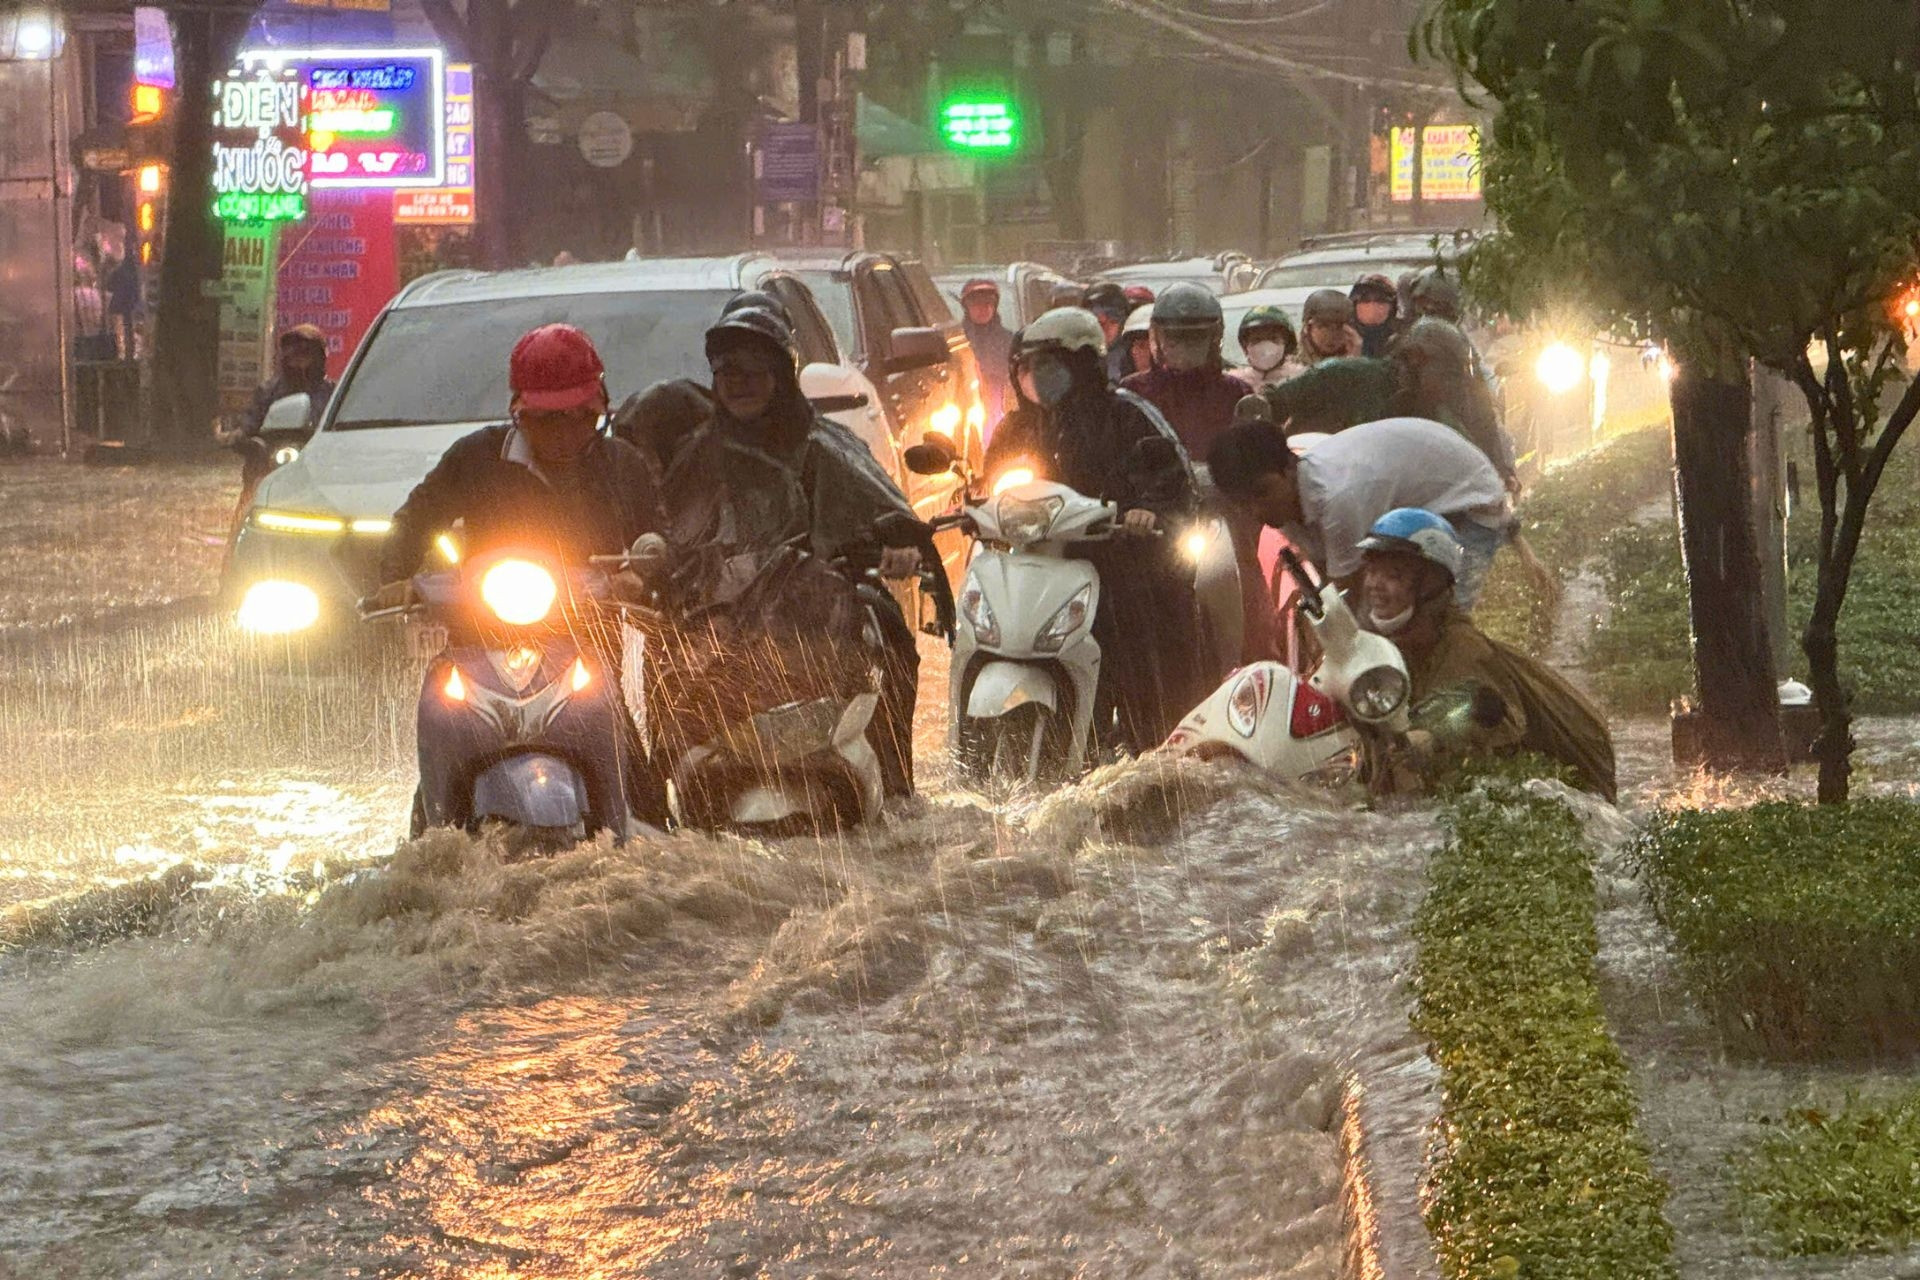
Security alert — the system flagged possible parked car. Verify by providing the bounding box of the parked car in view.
[223,256,902,639]
[935,262,1080,329]
[1091,253,1260,297]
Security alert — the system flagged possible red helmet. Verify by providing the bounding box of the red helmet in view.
[1123,284,1156,308]
[510,323,605,412]
[961,276,1000,301]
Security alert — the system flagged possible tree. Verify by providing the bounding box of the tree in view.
[147,4,252,447]
[418,0,565,268]
[1418,0,1920,801]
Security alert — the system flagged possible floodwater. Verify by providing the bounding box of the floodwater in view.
[0,600,1441,1277]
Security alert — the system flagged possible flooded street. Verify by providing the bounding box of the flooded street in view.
[0,573,1436,1276]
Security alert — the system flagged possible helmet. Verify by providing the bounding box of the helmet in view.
[1237,304,1297,344]
[1081,281,1131,322]
[1350,273,1397,305]
[723,289,792,327]
[1302,289,1355,326]
[1409,267,1463,319]
[510,323,607,412]
[961,276,1000,302]
[1049,282,1085,310]
[1357,508,1464,583]
[1123,304,1155,337]
[1397,316,1477,375]
[1123,284,1156,308]
[1151,282,1223,330]
[1018,306,1108,357]
[279,323,326,349]
[705,306,798,367]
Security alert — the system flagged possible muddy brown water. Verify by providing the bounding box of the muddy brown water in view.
[0,612,1444,1277]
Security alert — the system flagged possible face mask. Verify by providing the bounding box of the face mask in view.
[1369,603,1416,636]
[1246,339,1288,372]
[1159,334,1213,373]
[1030,362,1075,406]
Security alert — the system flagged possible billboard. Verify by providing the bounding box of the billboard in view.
[392,62,474,224]
[1390,124,1483,203]
[210,66,309,223]
[237,47,444,189]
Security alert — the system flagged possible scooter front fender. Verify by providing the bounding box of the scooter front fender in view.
[471,754,589,829]
[966,660,1060,719]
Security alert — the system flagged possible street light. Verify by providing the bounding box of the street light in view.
[1,9,63,62]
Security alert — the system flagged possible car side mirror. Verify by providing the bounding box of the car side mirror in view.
[904,431,958,477]
[799,361,871,415]
[261,392,314,435]
[1234,394,1273,424]
[887,326,949,372]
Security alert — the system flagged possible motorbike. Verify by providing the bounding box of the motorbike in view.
[905,430,1239,788]
[1164,550,1414,782]
[606,513,947,835]
[220,391,318,565]
[360,548,645,846]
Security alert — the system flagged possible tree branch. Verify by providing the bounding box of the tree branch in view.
[418,0,472,61]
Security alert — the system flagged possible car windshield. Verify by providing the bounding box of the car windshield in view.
[1259,257,1435,291]
[327,290,731,430]
[793,270,858,356]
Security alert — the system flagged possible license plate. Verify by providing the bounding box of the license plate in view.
[408,622,448,660]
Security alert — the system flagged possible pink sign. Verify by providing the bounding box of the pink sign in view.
[275,188,399,378]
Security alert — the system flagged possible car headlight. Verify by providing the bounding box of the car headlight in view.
[1227,668,1269,738]
[236,580,320,635]
[1535,342,1585,395]
[998,493,1063,545]
[959,577,1000,647]
[1348,665,1409,723]
[1034,585,1092,653]
[479,558,558,626]
[254,509,345,534]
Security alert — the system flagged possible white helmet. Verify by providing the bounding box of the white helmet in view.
[1122,304,1155,338]
[1019,306,1108,357]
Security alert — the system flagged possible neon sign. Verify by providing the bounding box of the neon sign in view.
[237,48,444,189]
[210,67,308,223]
[940,99,1019,153]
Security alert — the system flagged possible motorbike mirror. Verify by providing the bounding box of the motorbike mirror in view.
[626,532,672,579]
[873,511,932,548]
[905,431,958,476]
[1233,394,1273,424]
[261,392,314,435]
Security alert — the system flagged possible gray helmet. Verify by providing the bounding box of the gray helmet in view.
[1395,316,1477,376]
[723,288,792,328]
[1151,282,1224,330]
[1409,267,1463,320]
[1302,289,1355,326]
[1081,281,1131,323]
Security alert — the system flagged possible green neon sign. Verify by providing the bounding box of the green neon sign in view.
[941,99,1019,153]
[214,190,308,223]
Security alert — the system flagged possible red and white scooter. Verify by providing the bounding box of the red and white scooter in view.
[1164,550,1411,780]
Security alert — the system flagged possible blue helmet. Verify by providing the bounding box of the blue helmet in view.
[1357,508,1464,583]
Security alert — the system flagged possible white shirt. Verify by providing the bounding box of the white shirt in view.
[1289,416,1512,580]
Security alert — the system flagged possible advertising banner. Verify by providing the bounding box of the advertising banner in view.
[1390,124,1483,203]
[392,62,474,225]
[238,48,445,189]
[210,66,309,223]
[215,223,280,413]
[757,123,820,204]
[276,188,398,377]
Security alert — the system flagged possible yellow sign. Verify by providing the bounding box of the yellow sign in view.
[1390,124,1482,203]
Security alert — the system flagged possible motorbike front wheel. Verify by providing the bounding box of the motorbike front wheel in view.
[959,704,1058,790]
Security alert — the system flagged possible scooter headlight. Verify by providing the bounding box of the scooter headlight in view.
[1181,527,1211,562]
[272,444,301,466]
[479,558,558,626]
[1227,668,1269,738]
[998,494,1063,545]
[1348,664,1410,723]
[959,577,1000,647]
[1034,585,1092,654]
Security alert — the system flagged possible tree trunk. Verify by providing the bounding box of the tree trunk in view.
[1670,366,1787,770]
[148,9,244,447]
[469,0,518,269]
[1802,577,1852,803]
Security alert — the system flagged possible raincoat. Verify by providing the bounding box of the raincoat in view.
[1260,357,1517,483]
[985,347,1211,751]
[1406,605,1617,801]
[963,315,1015,430]
[661,364,922,794]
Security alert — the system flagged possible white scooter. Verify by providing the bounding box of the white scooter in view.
[1164,550,1413,781]
[907,431,1239,787]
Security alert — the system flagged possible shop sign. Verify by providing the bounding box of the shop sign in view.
[940,99,1019,153]
[392,62,475,224]
[1390,124,1483,203]
[211,66,308,223]
[238,48,445,189]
